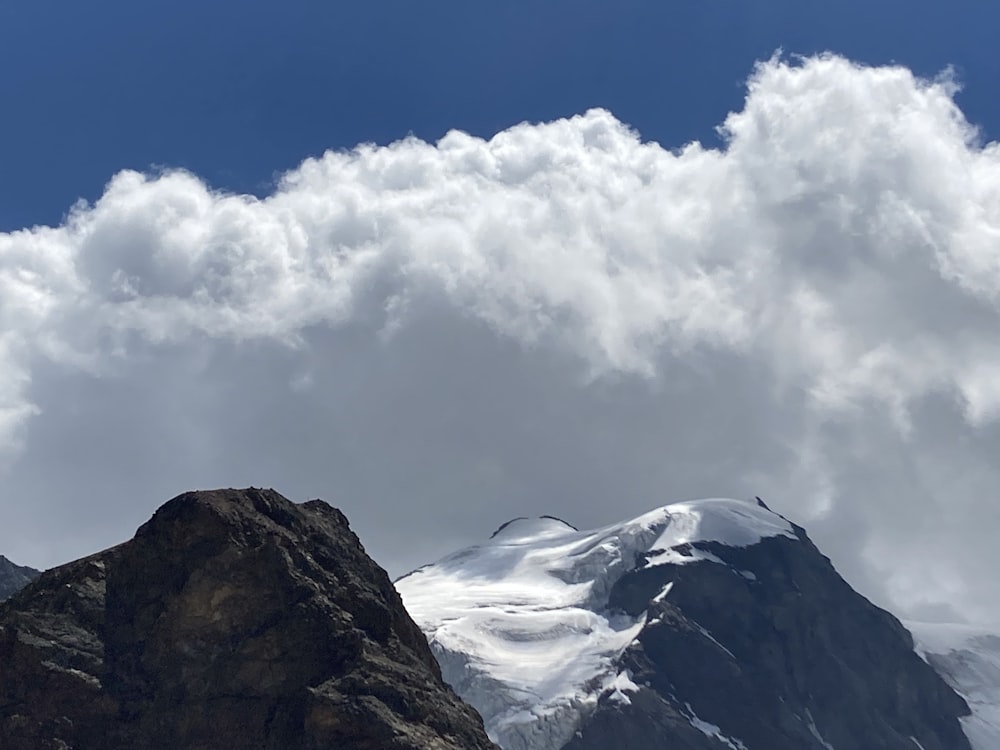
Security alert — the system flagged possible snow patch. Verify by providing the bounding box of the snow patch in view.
[652,581,674,604]
[602,670,640,706]
[645,499,796,561]
[805,708,835,749]
[645,545,726,568]
[694,622,735,660]
[683,703,749,750]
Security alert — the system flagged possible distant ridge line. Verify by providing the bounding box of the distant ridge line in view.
[489,515,578,539]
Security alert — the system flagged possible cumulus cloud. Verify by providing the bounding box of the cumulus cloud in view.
[2,54,1000,623]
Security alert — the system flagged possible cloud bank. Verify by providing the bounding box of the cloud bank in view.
[2,54,999,623]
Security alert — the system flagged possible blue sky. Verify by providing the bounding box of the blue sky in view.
[3,1,1000,625]
[2,0,997,230]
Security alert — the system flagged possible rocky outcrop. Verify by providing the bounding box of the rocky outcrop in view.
[0,556,39,601]
[0,488,497,750]
[566,523,972,750]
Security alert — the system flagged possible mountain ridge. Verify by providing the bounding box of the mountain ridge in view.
[0,555,40,601]
[1,492,993,749]
[397,497,973,750]
[908,621,1000,748]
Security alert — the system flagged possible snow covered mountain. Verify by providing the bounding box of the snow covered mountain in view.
[396,497,972,750]
[908,622,1000,749]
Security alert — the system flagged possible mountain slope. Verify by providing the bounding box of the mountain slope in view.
[0,556,40,600]
[396,497,971,750]
[0,488,497,750]
[908,621,1000,750]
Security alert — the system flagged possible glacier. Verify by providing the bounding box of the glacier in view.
[395,498,796,750]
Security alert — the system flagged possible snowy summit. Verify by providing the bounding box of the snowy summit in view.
[395,498,796,750]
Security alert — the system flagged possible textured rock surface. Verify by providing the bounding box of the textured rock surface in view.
[566,521,972,750]
[0,488,496,750]
[0,556,39,601]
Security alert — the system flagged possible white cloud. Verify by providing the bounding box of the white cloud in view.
[2,53,1000,623]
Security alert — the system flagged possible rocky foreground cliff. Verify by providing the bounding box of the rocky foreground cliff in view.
[0,488,496,750]
[397,497,973,750]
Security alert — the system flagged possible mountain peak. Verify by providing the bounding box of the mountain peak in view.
[0,487,497,750]
[397,497,970,750]
[484,498,795,552]
[0,554,40,601]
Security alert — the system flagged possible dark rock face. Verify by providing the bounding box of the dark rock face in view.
[0,556,39,601]
[565,524,972,750]
[0,488,496,750]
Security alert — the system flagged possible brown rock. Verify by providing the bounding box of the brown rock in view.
[0,488,496,750]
